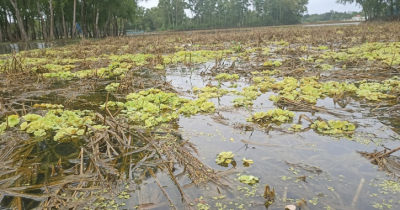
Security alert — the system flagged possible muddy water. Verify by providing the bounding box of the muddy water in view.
[164,66,400,210]
[1,64,400,210]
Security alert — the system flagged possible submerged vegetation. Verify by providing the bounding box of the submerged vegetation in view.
[1,23,400,210]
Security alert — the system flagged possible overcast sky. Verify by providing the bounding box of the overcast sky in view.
[138,0,362,15]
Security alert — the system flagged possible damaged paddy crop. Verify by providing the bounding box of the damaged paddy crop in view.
[1,23,400,210]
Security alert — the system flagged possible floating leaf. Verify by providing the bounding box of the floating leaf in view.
[238,175,259,184]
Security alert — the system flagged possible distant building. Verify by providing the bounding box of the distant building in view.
[351,15,365,21]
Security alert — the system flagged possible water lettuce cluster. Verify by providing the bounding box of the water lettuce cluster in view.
[267,76,399,103]
[238,175,259,185]
[0,115,20,133]
[288,124,302,132]
[164,50,233,64]
[33,103,64,109]
[193,86,230,99]
[356,80,398,101]
[251,69,281,76]
[318,42,400,65]
[247,108,295,123]
[215,73,240,81]
[0,110,107,141]
[263,60,283,67]
[105,83,121,92]
[112,89,216,127]
[311,120,356,134]
[216,151,235,164]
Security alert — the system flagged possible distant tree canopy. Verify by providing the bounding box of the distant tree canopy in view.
[130,0,309,32]
[302,10,363,23]
[0,0,137,42]
[6,0,398,41]
[337,0,400,20]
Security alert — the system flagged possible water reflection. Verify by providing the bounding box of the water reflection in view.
[0,39,79,55]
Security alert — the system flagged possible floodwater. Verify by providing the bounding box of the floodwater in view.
[0,45,400,210]
[0,39,79,54]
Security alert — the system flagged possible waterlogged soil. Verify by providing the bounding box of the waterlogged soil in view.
[1,24,400,210]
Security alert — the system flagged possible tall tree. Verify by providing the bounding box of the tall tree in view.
[61,0,68,39]
[9,0,28,41]
[72,0,76,38]
[0,25,3,42]
[48,0,54,40]
[37,1,48,40]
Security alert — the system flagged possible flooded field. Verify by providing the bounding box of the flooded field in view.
[0,39,79,55]
[1,22,400,210]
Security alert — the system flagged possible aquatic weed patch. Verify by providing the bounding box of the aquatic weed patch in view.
[102,89,216,127]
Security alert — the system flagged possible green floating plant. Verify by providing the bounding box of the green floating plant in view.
[288,124,302,132]
[118,89,215,128]
[263,60,282,67]
[232,97,253,107]
[0,115,20,133]
[315,64,333,71]
[215,73,240,81]
[100,101,125,111]
[243,158,254,165]
[193,86,230,99]
[247,109,295,123]
[33,103,64,110]
[215,151,235,164]
[274,39,290,46]
[311,119,356,134]
[105,83,121,92]
[238,175,259,185]
[18,110,107,140]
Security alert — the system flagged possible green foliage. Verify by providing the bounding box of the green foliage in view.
[0,115,20,133]
[238,175,259,184]
[288,124,302,132]
[232,97,253,107]
[164,50,233,65]
[356,81,397,101]
[131,0,308,32]
[243,158,254,165]
[121,89,215,128]
[247,109,295,123]
[216,151,235,164]
[193,86,230,99]
[263,60,283,67]
[275,40,290,46]
[303,11,363,23]
[311,120,356,134]
[322,42,400,65]
[17,109,105,140]
[33,104,64,109]
[180,97,216,115]
[7,115,20,127]
[215,73,240,81]
[315,64,333,71]
[105,83,121,92]
[100,101,125,111]
[231,42,243,53]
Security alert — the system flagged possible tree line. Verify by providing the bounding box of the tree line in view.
[303,11,363,23]
[3,0,400,42]
[131,0,309,32]
[0,0,137,42]
[337,0,400,20]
